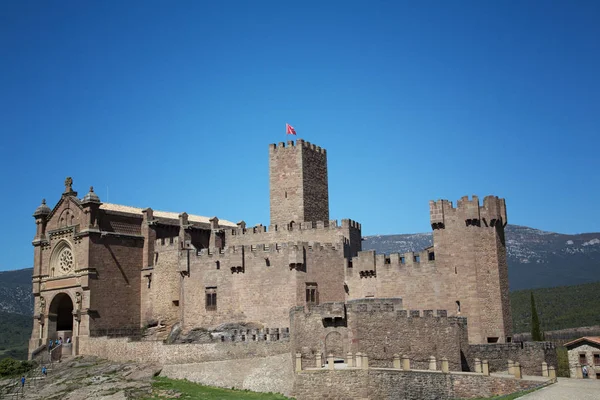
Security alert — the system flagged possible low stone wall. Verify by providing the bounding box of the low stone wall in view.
[78,336,291,365]
[293,369,548,400]
[161,353,294,396]
[467,342,557,375]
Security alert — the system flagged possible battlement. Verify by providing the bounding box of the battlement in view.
[350,248,435,274]
[196,241,343,257]
[155,236,180,247]
[429,195,507,229]
[228,218,361,236]
[292,300,465,325]
[269,138,327,155]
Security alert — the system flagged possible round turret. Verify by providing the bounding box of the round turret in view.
[33,199,51,218]
[82,186,101,204]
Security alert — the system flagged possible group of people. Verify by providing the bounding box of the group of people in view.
[47,336,71,352]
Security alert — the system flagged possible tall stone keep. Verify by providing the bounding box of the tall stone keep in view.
[269,139,329,227]
[430,195,512,344]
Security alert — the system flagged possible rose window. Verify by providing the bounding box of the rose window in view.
[58,248,74,275]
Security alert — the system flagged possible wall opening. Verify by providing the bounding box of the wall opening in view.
[48,293,74,340]
[487,337,499,343]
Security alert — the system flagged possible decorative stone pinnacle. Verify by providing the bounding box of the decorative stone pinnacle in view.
[42,199,46,205]
[90,186,94,192]
[65,176,73,191]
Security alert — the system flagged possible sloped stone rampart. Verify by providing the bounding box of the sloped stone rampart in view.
[160,353,294,396]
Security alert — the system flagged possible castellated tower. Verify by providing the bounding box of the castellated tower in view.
[430,195,512,344]
[269,139,329,227]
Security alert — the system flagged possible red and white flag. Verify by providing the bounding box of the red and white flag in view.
[286,123,297,135]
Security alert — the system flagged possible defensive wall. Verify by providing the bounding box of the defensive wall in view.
[293,367,550,400]
[467,342,558,376]
[291,299,469,371]
[78,334,290,365]
[225,218,362,258]
[179,242,346,330]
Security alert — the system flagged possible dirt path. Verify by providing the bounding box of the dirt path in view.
[518,377,600,399]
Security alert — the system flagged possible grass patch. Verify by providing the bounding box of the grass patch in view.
[145,376,292,399]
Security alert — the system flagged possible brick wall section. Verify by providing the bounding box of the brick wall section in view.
[293,369,547,400]
[269,140,329,227]
[78,336,290,364]
[467,342,558,376]
[181,242,346,330]
[291,299,469,371]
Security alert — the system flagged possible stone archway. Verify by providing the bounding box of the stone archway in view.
[47,293,74,340]
[325,331,344,359]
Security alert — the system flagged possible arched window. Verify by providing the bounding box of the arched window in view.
[50,241,75,277]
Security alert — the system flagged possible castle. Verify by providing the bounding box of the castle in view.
[27,138,552,399]
[29,138,512,355]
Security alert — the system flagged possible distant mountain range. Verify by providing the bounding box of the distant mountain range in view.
[363,224,600,291]
[1,224,598,318]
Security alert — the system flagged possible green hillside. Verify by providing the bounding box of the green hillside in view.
[510,281,600,334]
[0,312,32,360]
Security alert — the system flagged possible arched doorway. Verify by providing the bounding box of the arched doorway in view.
[325,331,344,360]
[47,293,74,340]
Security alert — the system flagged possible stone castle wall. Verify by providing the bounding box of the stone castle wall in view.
[78,335,290,364]
[293,369,547,400]
[291,299,469,371]
[345,195,512,345]
[467,342,557,376]
[180,242,346,330]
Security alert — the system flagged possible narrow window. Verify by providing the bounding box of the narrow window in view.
[594,354,600,366]
[400,257,405,264]
[205,287,217,311]
[580,353,587,365]
[170,237,174,244]
[455,266,457,274]
[265,258,270,267]
[215,261,220,270]
[414,255,420,263]
[347,260,353,268]
[456,300,461,313]
[161,238,165,245]
[428,252,435,261]
[285,191,287,198]
[306,283,318,305]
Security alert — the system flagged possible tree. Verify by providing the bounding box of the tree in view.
[531,292,544,341]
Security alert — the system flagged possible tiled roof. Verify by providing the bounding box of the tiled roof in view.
[99,203,237,227]
[563,336,600,348]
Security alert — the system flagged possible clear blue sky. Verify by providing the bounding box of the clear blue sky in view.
[1,1,599,271]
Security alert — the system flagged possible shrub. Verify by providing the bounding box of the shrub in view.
[0,358,35,377]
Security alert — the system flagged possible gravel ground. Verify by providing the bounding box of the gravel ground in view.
[518,377,600,399]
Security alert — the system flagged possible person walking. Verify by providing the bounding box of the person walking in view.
[20,376,25,388]
[42,365,47,377]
